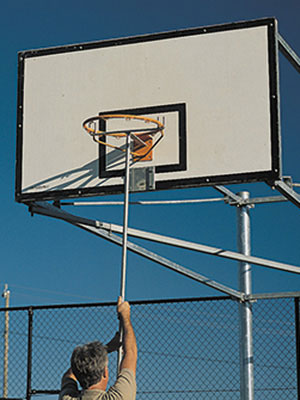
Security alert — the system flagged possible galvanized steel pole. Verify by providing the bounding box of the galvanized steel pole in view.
[237,192,254,400]
[117,132,131,372]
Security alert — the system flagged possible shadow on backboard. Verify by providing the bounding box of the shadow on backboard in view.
[23,145,138,196]
[23,158,101,194]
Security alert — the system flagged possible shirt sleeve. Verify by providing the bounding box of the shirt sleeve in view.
[59,376,80,400]
[105,369,136,400]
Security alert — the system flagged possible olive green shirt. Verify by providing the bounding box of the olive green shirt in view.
[59,369,136,400]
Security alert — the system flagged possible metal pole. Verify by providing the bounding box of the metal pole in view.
[2,284,10,398]
[237,191,254,400]
[117,132,131,371]
[120,132,131,300]
[26,308,33,400]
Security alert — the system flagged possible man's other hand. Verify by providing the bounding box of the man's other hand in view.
[105,331,121,353]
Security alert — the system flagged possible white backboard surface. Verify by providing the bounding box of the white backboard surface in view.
[16,18,281,202]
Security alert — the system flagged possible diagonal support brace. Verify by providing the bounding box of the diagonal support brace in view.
[28,201,243,299]
[29,201,300,274]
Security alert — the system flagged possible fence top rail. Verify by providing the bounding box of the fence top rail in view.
[1,292,299,312]
[248,291,300,300]
[0,295,233,312]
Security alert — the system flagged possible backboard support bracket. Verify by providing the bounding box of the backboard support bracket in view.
[272,177,300,208]
[278,33,300,73]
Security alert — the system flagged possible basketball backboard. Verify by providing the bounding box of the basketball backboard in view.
[16,17,281,202]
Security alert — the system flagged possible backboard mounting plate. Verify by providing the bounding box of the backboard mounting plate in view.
[129,167,155,192]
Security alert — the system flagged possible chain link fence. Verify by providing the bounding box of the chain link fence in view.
[0,296,299,400]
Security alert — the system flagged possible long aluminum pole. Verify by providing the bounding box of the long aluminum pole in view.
[120,133,131,300]
[3,284,10,398]
[237,192,254,400]
[117,133,131,372]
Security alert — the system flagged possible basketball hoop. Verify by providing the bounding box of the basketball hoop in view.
[82,114,164,160]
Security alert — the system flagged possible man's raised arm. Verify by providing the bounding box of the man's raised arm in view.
[117,297,137,376]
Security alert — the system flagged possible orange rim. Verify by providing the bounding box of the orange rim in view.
[82,114,164,158]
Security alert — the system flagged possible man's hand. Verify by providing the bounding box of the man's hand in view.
[105,331,121,353]
[62,367,77,382]
[117,296,130,321]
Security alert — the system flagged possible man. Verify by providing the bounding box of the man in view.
[59,297,137,400]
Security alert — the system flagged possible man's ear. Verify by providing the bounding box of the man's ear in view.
[103,365,109,379]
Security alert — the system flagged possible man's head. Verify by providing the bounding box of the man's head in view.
[71,341,108,389]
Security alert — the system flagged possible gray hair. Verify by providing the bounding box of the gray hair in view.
[71,341,108,389]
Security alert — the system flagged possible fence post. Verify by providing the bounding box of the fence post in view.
[295,297,300,400]
[237,191,254,400]
[2,284,10,398]
[26,308,33,400]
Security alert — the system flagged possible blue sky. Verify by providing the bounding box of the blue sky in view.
[1,0,300,306]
